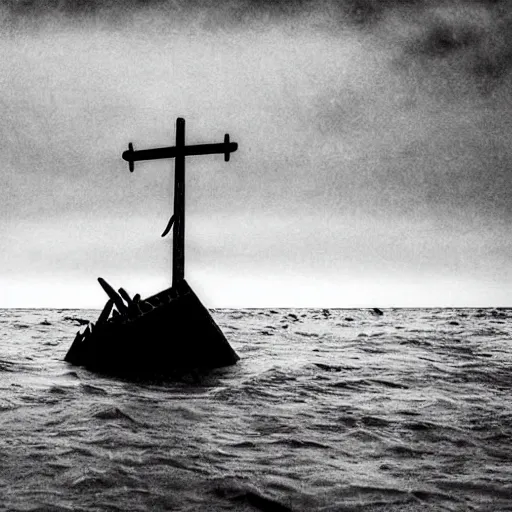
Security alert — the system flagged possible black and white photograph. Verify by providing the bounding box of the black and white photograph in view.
[1,0,512,510]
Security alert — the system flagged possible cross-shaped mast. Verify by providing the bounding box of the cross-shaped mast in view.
[122,117,238,288]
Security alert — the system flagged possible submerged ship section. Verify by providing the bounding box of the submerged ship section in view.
[65,117,240,376]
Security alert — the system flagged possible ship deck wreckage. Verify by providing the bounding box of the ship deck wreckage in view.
[65,118,240,376]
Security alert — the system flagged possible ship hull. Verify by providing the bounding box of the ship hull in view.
[65,280,239,377]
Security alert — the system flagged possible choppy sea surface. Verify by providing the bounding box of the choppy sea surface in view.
[0,308,511,511]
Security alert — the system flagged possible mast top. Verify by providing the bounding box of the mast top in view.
[122,117,238,173]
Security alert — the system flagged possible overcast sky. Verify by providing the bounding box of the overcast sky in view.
[2,0,512,308]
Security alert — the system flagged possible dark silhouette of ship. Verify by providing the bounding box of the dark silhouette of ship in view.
[65,118,240,377]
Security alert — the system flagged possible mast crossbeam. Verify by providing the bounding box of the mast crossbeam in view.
[122,136,238,169]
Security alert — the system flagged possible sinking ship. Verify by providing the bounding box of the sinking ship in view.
[65,118,240,376]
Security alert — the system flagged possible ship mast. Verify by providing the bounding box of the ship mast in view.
[122,117,238,288]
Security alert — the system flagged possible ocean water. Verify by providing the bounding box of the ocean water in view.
[0,307,511,511]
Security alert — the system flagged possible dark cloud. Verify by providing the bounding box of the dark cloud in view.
[0,0,505,23]
[398,2,512,92]
[408,22,480,58]
[6,0,511,88]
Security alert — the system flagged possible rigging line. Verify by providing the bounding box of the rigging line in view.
[161,215,175,237]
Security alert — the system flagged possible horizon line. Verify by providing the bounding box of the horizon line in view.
[2,305,511,310]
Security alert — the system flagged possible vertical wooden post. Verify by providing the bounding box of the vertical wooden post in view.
[173,118,185,287]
